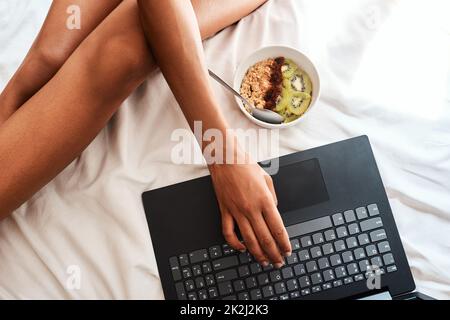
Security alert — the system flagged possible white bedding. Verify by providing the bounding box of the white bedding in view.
[0,0,449,299]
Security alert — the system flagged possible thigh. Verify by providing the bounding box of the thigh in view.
[36,0,124,60]
[192,0,268,39]
[0,0,124,126]
[0,0,151,218]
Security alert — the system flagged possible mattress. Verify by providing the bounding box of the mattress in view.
[0,0,449,299]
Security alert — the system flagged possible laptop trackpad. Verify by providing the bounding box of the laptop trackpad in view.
[273,158,329,213]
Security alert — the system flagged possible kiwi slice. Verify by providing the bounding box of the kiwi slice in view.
[285,71,313,95]
[298,71,313,94]
[274,92,289,112]
[281,59,298,79]
[290,74,306,92]
[285,114,300,123]
[282,78,291,90]
[287,92,311,116]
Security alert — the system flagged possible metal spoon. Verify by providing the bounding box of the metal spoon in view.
[208,70,285,124]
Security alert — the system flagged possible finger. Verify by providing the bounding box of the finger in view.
[263,201,292,257]
[236,216,270,266]
[221,211,246,252]
[264,174,278,206]
[248,213,285,268]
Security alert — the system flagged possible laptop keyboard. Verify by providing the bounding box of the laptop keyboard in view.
[168,203,398,300]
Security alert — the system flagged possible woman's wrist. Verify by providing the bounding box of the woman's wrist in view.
[207,142,254,175]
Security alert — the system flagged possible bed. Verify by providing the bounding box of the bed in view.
[0,0,449,299]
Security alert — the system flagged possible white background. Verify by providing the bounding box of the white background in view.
[0,0,449,299]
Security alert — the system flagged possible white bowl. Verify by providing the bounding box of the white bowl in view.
[233,45,321,129]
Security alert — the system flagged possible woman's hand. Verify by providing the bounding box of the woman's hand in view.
[209,152,292,268]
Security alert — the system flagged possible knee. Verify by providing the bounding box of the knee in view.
[32,39,73,71]
[82,31,153,86]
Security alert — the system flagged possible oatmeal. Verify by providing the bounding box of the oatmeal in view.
[240,58,284,111]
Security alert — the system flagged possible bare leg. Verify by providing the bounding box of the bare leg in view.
[0,0,266,125]
[0,0,123,125]
[192,0,268,39]
[0,0,268,218]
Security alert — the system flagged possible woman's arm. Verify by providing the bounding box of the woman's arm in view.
[0,0,122,124]
[137,0,291,267]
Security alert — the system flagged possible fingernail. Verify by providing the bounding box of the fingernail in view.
[239,248,247,253]
[284,251,292,257]
[261,261,269,267]
[274,262,284,269]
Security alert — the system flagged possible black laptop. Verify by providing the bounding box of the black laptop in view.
[142,136,433,300]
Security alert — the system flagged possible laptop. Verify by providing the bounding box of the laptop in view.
[142,136,434,300]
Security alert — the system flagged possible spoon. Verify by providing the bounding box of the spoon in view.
[208,70,285,124]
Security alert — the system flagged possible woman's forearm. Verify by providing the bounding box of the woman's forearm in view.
[137,0,291,266]
[137,0,229,140]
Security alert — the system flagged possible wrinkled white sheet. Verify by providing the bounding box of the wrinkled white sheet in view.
[0,0,449,299]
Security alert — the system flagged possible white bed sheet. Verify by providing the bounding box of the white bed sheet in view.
[0,0,449,299]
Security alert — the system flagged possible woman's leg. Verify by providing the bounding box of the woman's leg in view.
[0,0,267,219]
[0,0,124,125]
[0,0,267,126]
[192,0,268,39]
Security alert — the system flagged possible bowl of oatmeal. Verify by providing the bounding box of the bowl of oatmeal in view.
[234,46,320,129]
